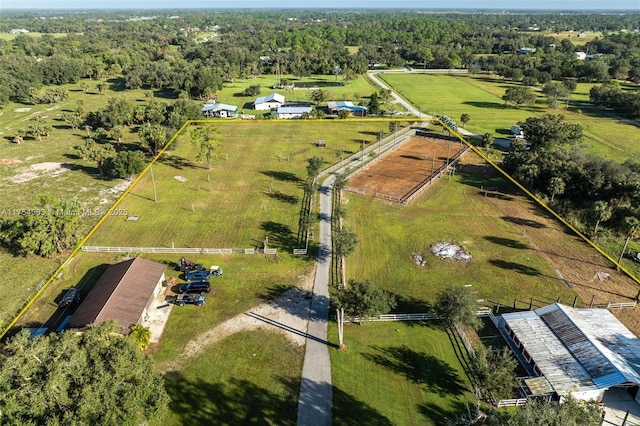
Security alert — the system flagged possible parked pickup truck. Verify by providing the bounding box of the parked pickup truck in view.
[171,294,206,307]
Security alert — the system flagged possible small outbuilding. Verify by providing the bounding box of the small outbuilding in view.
[498,303,640,404]
[253,92,285,111]
[68,257,167,335]
[327,101,367,117]
[201,103,238,118]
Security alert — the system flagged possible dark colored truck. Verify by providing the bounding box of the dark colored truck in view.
[172,294,206,307]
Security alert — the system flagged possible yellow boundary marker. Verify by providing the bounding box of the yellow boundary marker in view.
[0,121,190,339]
[3,117,636,339]
[437,118,640,288]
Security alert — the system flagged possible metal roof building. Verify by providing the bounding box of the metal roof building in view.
[276,106,312,119]
[201,103,238,118]
[499,303,640,402]
[327,101,367,116]
[253,92,285,110]
[69,258,166,335]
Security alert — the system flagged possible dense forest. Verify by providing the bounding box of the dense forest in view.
[2,10,640,110]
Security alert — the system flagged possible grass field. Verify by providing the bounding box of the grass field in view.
[86,121,397,249]
[0,32,82,40]
[380,73,640,163]
[157,330,304,426]
[330,321,476,425]
[343,165,578,309]
[0,79,166,327]
[214,74,388,115]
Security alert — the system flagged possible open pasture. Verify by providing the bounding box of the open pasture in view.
[343,151,640,334]
[380,73,640,163]
[86,120,396,250]
[346,133,465,201]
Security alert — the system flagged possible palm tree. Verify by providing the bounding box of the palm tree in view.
[460,113,471,128]
[592,200,612,239]
[547,177,565,202]
[617,216,640,271]
[129,324,152,350]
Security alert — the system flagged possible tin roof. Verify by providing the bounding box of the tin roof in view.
[254,92,285,105]
[69,258,165,334]
[502,303,640,395]
[201,103,238,113]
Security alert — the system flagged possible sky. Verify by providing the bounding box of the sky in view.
[1,0,639,10]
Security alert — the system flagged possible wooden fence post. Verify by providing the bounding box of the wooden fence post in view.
[529,298,533,310]
[590,295,595,308]
[513,299,517,310]
[573,296,578,308]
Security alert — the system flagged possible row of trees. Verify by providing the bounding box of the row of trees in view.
[3,11,640,109]
[503,114,640,244]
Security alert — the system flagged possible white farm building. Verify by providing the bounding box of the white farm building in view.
[497,303,640,403]
[253,92,285,111]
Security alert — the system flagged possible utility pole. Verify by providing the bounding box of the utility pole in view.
[150,166,157,202]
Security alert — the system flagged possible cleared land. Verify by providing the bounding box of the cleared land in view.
[380,73,640,163]
[347,133,465,201]
[343,151,639,331]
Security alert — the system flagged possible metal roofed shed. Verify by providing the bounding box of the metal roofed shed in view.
[276,106,312,119]
[327,101,367,116]
[253,92,285,110]
[201,103,238,118]
[499,303,640,404]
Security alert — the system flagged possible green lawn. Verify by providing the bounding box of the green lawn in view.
[380,73,640,163]
[156,330,304,426]
[87,120,397,249]
[342,164,579,310]
[330,321,476,426]
[214,74,388,115]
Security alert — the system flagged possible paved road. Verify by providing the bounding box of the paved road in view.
[297,71,479,426]
[297,177,335,426]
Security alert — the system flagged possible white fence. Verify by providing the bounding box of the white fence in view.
[497,398,528,408]
[82,246,275,255]
[345,310,491,323]
[607,301,637,309]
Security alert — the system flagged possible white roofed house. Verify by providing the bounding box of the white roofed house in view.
[276,105,312,119]
[253,92,285,111]
[201,103,238,118]
[496,303,640,405]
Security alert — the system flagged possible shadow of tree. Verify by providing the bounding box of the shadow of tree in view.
[261,170,301,183]
[265,191,298,204]
[502,216,547,229]
[488,259,541,276]
[260,221,297,251]
[484,236,529,249]
[157,154,196,170]
[362,345,466,397]
[164,373,298,426]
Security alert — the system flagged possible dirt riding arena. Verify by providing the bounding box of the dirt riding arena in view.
[346,133,466,203]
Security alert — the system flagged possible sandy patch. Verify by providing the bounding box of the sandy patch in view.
[0,159,22,166]
[99,181,132,196]
[14,107,32,113]
[11,162,69,183]
[160,269,315,373]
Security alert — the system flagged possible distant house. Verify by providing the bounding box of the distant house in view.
[254,92,285,111]
[68,258,166,335]
[575,51,587,60]
[516,47,536,55]
[497,303,640,403]
[276,105,312,119]
[10,28,29,34]
[327,101,367,117]
[201,103,238,118]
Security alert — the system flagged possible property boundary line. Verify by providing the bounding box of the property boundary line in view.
[0,121,191,340]
[432,117,640,288]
